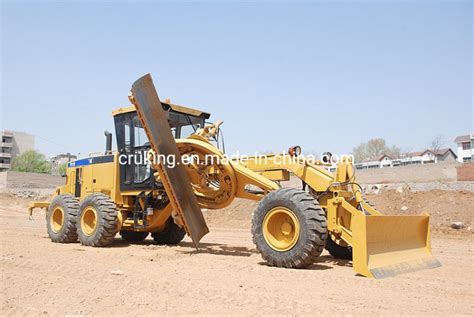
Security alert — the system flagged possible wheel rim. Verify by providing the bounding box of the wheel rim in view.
[51,207,64,233]
[81,207,98,236]
[263,207,300,252]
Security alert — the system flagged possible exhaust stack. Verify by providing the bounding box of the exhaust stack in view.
[104,130,112,154]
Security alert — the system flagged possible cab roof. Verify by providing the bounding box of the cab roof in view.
[112,100,211,119]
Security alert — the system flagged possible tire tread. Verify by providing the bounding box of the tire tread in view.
[46,194,79,243]
[251,188,328,268]
[77,193,118,247]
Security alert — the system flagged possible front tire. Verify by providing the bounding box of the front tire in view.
[46,194,79,243]
[325,199,374,260]
[120,231,149,243]
[251,188,328,268]
[325,236,352,260]
[77,193,118,247]
[151,217,186,245]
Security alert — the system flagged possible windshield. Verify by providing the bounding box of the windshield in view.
[114,109,208,190]
[167,112,205,138]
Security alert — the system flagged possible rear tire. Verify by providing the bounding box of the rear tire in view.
[120,231,149,243]
[251,188,328,268]
[151,217,186,245]
[77,193,118,247]
[46,194,79,243]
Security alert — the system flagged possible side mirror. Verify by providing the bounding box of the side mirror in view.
[321,152,332,164]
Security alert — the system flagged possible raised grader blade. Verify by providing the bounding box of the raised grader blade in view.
[130,74,209,245]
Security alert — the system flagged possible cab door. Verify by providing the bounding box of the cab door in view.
[74,167,82,197]
[115,112,153,191]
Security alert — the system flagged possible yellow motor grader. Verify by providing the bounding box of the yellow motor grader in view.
[30,74,440,278]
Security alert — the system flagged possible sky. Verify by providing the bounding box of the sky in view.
[1,0,473,158]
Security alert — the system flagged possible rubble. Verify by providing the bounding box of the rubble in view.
[362,181,474,193]
[451,222,464,230]
[393,184,410,194]
[363,184,382,195]
[1,188,51,200]
[14,190,37,199]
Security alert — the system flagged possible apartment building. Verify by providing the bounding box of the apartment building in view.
[454,134,474,162]
[0,130,35,171]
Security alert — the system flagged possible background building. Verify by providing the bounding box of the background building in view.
[1,130,35,171]
[400,148,457,165]
[354,148,457,170]
[433,148,458,162]
[50,153,77,175]
[454,134,473,163]
[354,154,393,170]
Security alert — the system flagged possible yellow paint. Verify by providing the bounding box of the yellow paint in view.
[244,154,334,192]
[263,207,300,252]
[111,105,136,116]
[28,201,50,217]
[81,206,98,236]
[351,213,437,278]
[176,138,279,209]
[111,101,207,118]
[257,169,290,181]
[51,207,64,233]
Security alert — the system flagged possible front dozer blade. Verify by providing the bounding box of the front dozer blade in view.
[131,74,209,246]
[352,214,441,278]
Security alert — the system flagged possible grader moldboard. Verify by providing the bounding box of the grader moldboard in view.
[30,74,440,278]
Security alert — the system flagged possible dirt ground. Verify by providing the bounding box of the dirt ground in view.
[1,191,473,315]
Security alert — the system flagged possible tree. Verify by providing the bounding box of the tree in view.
[58,162,67,176]
[11,150,51,174]
[352,138,401,162]
[429,135,444,153]
[388,145,401,159]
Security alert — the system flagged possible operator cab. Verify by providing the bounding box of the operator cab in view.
[112,101,211,190]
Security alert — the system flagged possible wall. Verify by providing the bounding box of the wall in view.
[355,162,460,184]
[456,163,474,181]
[2,163,471,190]
[0,171,64,189]
[0,172,7,188]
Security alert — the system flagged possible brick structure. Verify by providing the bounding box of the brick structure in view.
[456,163,474,181]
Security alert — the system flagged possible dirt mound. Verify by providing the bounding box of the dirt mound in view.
[204,198,258,229]
[204,189,474,236]
[366,190,473,234]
